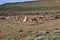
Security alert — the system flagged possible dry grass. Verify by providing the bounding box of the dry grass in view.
[0,13,60,40]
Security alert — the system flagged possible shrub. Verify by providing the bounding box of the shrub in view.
[28,29,33,33]
[26,36,35,40]
[38,30,49,35]
[33,30,49,37]
[54,15,59,19]
[45,36,52,40]
[55,27,60,30]
[5,36,15,40]
[19,33,25,37]
[54,30,60,33]
[35,36,46,40]
[52,35,60,40]
[18,29,23,32]
[34,34,60,40]
[0,37,3,40]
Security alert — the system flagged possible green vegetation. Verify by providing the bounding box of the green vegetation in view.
[38,30,48,35]
[28,29,33,33]
[19,33,25,37]
[1,35,59,40]
[18,29,23,32]
[0,37,3,40]
[5,36,15,40]
[26,36,35,40]
[0,30,60,40]
[54,15,60,19]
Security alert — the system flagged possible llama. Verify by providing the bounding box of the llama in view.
[6,16,10,20]
[0,16,6,20]
[16,16,19,19]
[23,16,28,24]
[30,17,39,24]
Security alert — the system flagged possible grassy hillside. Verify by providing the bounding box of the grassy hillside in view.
[0,0,60,15]
[0,0,60,12]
